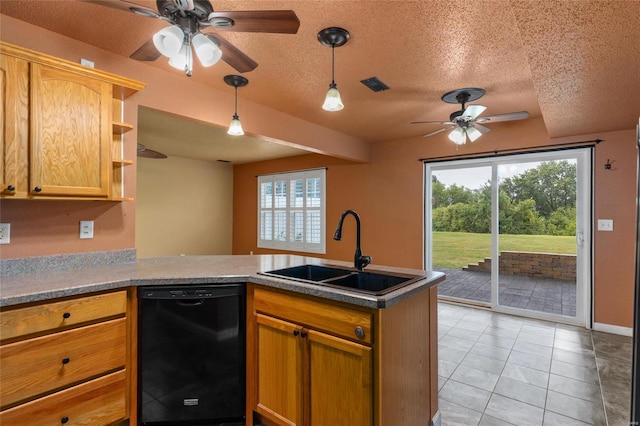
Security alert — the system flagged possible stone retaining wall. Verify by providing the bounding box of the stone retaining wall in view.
[464,251,576,281]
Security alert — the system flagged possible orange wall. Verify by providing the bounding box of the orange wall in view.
[233,120,639,328]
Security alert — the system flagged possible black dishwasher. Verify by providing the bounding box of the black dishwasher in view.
[138,284,245,425]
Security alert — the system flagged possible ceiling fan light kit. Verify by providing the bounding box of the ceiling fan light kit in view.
[318,27,350,112]
[92,0,300,75]
[411,87,529,145]
[152,24,221,76]
[225,75,249,136]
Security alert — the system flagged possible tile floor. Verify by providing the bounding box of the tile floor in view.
[437,302,633,426]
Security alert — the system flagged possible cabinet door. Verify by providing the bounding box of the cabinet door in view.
[30,63,111,197]
[307,330,372,426]
[0,53,28,196]
[255,314,304,426]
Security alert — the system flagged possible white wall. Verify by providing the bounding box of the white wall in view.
[135,156,233,258]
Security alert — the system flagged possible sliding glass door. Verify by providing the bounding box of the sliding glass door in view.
[425,149,591,325]
[429,165,493,307]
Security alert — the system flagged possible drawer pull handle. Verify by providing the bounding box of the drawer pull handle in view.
[61,416,69,424]
[355,326,365,339]
[62,312,71,319]
[34,186,42,193]
[293,330,300,336]
[62,357,70,365]
[300,331,308,338]
[7,185,15,191]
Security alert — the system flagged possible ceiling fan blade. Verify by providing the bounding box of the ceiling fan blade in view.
[129,38,162,61]
[423,125,456,138]
[470,123,491,134]
[80,0,159,17]
[411,120,454,125]
[207,33,258,73]
[137,144,167,159]
[477,111,529,123]
[208,10,300,34]
[461,105,487,120]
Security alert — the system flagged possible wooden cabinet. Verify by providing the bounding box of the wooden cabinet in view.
[255,313,372,426]
[0,41,144,200]
[248,284,439,426]
[0,290,131,425]
[0,52,28,197]
[249,286,374,426]
[255,314,304,425]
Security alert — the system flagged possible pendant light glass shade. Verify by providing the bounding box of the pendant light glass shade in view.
[322,84,344,111]
[153,25,184,57]
[192,33,222,67]
[227,114,244,136]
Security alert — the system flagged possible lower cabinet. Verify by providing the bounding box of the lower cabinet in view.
[0,290,131,425]
[255,314,372,426]
[248,284,438,426]
[0,370,126,425]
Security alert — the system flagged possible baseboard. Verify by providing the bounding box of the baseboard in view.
[431,410,441,426]
[593,322,633,337]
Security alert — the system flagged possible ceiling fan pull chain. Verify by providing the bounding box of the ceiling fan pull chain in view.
[185,34,193,77]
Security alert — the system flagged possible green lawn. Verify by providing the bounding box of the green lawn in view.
[433,231,576,269]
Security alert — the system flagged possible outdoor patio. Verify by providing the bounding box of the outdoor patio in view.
[435,267,577,317]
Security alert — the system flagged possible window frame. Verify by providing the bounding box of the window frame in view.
[257,168,326,254]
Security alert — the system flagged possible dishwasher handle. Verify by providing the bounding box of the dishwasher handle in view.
[175,299,204,307]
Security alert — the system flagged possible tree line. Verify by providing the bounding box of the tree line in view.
[432,161,576,236]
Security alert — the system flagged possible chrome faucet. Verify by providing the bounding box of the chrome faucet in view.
[333,209,372,271]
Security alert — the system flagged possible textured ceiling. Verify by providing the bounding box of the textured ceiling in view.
[1,0,639,151]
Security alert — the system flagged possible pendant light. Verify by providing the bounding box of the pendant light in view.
[224,75,249,136]
[317,27,350,111]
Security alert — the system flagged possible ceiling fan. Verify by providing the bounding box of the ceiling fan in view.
[411,88,529,145]
[84,0,300,74]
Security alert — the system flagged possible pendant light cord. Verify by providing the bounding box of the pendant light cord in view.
[234,86,239,118]
[331,44,336,85]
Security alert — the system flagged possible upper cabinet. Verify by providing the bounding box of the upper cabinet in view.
[0,42,145,201]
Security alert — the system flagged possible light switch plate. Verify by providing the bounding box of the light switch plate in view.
[0,223,10,244]
[80,220,94,239]
[597,219,613,231]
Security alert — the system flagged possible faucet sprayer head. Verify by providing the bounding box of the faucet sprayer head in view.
[333,229,342,240]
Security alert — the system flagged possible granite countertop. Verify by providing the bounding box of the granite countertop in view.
[0,254,445,309]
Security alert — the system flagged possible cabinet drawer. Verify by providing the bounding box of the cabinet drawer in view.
[0,290,126,341]
[254,286,373,344]
[0,369,126,425]
[1,317,126,408]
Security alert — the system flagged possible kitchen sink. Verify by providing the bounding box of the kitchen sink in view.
[262,265,354,282]
[259,264,424,296]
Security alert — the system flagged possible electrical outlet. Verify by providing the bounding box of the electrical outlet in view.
[0,223,10,244]
[597,219,614,231]
[79,220,94,239]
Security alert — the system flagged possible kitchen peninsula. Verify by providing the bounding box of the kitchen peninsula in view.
[0,254,444,426]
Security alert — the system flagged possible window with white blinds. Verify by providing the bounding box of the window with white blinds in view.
[258,169,326,254]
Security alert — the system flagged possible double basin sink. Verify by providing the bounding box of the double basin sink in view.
[259,264,425,296]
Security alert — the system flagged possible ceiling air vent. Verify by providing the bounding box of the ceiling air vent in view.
[360,77,389,92]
